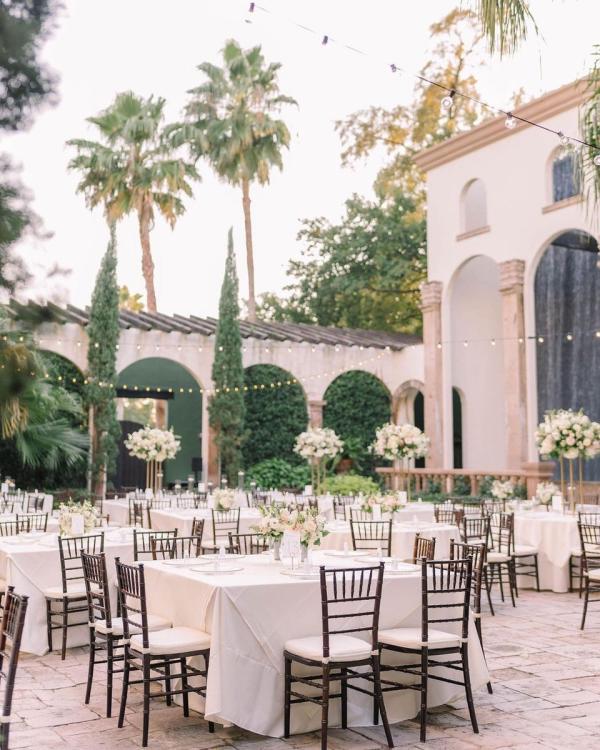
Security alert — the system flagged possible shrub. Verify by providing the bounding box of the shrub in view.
[319,474,380,496]
[246,458,310,491]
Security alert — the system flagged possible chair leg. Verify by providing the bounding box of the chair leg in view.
[372,655,393,748]
[85,631,95,705]
[419,647,428,743]
[142,658,151,748]
[512,559,520,598]
[180,657,189,718]
[321,664,330,750]
[118,652,130,728]
[579,558,584,598]
[341,667,348,729]
[61,598,68,660]
[205,653,215,733]
[46,599,53,653]
[462,645,479,734]
[164,660,172,707]
[483,568,495,616]
[106,638,114,718]
[474,618,493,695]
[284,656,291,738]
[507,562,516,607]
[581,577,590,630]
[533,555,540,591]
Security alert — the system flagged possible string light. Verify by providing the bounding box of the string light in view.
[594,154,600,167]
[441,90,455,109]
[558,131,569,147]
[504,113,517,130]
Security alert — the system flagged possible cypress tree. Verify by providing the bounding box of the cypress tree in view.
[86,225,120,496]
[209,229,245,484]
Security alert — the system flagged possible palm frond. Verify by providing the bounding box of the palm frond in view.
[475,0,537,56]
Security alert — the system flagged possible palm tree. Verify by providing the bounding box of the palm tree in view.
[67,92,199,312]
[472,0,536,56]
[183,40,296,321]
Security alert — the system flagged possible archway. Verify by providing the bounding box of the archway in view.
[393,380,425,467]
[117,357,203,488]
[324,370,391,475]
[242,364,308,468]
[449,255,505,468]
[535,230,600,479]
[39,350,85,398]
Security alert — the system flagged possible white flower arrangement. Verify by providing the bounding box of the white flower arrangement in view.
[360,495,382,513]
[58,501,98,536]
[490,480,514,500]
[535,481,560,505]
[294,427,343,461]
[380,493,405,514]
[251,504,288,540]
[125,427,181,463]
[371,423,429,461]
[535,409,600,461]
[253,505,329,548]
[213,488,236,512]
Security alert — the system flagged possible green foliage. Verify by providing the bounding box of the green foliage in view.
[242,365,307,467]
[209,229,246,483]
[453,475,472,496]
[474,0,536,56]
[323,371,391,476]
[257,193,426,334]
[320,474,380,496]
[581,46,600,216]
[246,458,310,492]
[39,351,84,399]
[86,226,120,484]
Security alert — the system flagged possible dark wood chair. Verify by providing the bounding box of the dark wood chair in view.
[486,512,517,608]
[570,512,600,594]
[128,498,149,528]
[227,532,269,555]
[191,518,205,540]
[578,522,600,629]
[411,533,436,564]
[0,587,28,750]
[203,509,240,553]
[133,529,177,561]
[284,564,393,750]
[378,557,478,742]
[16,512,48,532]
[434,506,463,526]
[0,522,18,538]
[151,534,203,560]
[461,515,491,546]
[45,533,105,659]
[115,559,213,747]
[333,495,356,520]
[350,520,392,557]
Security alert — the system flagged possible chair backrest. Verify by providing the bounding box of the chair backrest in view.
[0,522,18,538]
[449,540,486,614]
[578,522,600,570]
[115,558,149,645]
[333,495,355,520]
[0,587,28,743]
[434,506,462,526]
[489,511,514,554]
[81,551,112,629]
[319,564,385,658]
[227,532,269,555]
[133,528,177,561]
[578,511,600,525]
[16,513,48,532]
[151,497,173,511]
[419,557,472,645]
[350,521,392,557]
[58,533,105,594]
[176,495,208,510]
[482,499,505,515]
[190,518,205,540]
[461,515,490,546]
[150,534,203,559]
[349,508,377,523]
[24,493,45,513]
[0,500,14,515]
[128,498,148,527]
[412,533,436,564]
[211,509,240,544]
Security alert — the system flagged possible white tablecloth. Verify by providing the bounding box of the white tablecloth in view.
[514,511,579,592]
[149,507,261,542]
[317,499,435,523]
[320,521,459,559]
[142,552,488,738]
[0,528,136,654]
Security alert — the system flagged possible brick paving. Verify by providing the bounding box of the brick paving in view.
[8,589,600,749]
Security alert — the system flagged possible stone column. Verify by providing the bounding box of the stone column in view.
[308,399,326,428]
[201,396,220,486]
[499,259,528,469]
[420,281,444,467]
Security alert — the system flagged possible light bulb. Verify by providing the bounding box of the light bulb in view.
[594,153,600,167]
[558,131,569,147]
[505,113,517,130]
[441,90,455,110]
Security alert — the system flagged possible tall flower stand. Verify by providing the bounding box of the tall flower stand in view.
[146,460,164,494]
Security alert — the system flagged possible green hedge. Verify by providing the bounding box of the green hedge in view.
[242,365,308,467]
[323,370,391,475]
[246,458,310,491]
[320,474,380,496]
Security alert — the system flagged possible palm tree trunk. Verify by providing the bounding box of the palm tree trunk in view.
[138,201,158,313]
[241,177,256,322]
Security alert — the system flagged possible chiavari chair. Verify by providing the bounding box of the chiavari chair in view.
[0,587,28,750]
[227,532,269,555]
[450,540,492,693]
[45,533,105,659]
[571,512,600,594]
[16,512,48,532]
[0,522,18,538]
[151,497,173,511]
[434,506,463,526]
[202,509,240,553]
[578,522,600,629]
[333,495,355,520]
[133,529,178,562]
[284,564,393,750]
[411,533,436,564]
[128,498,149,528]
[0,500,14,515]
[115,559,213,747]
[350,520,392,557]
[24,493,45,513]
[377,557,478,743]
[191,517,205,540]
[349,507,377,522]
[482,499,505,515]
[461,516,491,547]
[176,494,208,510]
[486,513,517,608]
[151,534,204,560]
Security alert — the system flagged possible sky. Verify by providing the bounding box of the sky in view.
[4,0,600,317]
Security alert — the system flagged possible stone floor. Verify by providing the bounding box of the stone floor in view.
[8,588,600,749]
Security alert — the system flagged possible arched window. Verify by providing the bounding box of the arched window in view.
[552,151,580,203]
[461,179,487,233]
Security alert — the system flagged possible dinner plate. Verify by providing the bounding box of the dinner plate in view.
[200,553,246,560]
[161,558,201,567]
[325,549,370,558]
[189,565,243,574]
[361,555,408,564]
[280,568,320,579]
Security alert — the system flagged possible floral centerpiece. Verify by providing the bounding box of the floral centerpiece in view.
[490,480,514,501]
[535,481,560,506]
[58,500,98,536]
[286,507,329,554]
[381,493,406,515]
[371,423,429,500]
[360,495,382,514]
[213,488,236,512]
[125,427,181,493]
[294,427,343,490]
[251,505,289,559]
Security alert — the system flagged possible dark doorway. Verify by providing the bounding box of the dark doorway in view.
[115,420,146,490]
[414,391,425,468]
[452,388,463,469]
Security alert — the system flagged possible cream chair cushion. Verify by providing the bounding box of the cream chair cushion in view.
[379,627,465,649]
[514,544,538,556]
[130,626,210,655]
[284,634,371,663]
[43,584,86,599]
[95,613,171,636]
[486,551,510,563]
